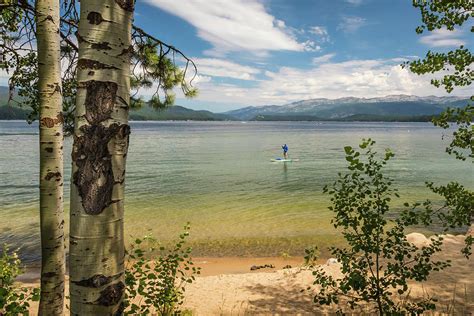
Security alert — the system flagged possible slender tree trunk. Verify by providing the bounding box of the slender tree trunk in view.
[69,0,134,314]
[36,0,65,314]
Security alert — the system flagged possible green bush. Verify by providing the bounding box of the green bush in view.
[312,139,451,314]
[0,244,39,316]
[124,224,201,315]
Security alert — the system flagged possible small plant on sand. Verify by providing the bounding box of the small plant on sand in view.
[0,244,40,316]
[123,224,201,315]
[312,139,452,314]
[280,251,292,260]
[303,246,319,268]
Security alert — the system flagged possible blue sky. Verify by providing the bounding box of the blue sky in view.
[135,0,472,112]
[1,1,468,112]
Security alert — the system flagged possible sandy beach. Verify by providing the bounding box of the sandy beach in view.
[19,233,474,315]
[181,234,474,315]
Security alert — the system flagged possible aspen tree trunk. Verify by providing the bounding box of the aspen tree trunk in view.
[36,0,65,314]
[69,0,134,314]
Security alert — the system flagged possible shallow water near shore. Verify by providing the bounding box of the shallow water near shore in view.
[1,120,472,262]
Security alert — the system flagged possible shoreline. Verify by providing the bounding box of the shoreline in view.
[17,256,309,283]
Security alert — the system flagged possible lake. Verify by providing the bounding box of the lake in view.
[0,120,472,262]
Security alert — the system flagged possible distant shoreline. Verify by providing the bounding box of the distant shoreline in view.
[0,117,437,123]
[0,104,446,122]
[1,90,469,122]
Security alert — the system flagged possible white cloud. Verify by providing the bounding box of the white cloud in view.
[312,53,336,64]
[302,40,322,52]
[192,74,212,84]
[144,0,305,55]
[338,16,367,33]
[309,26,330,43]
[187,58,471,107]
[419,29,466,47]
[194,58,261,80]
[345,0,363,5]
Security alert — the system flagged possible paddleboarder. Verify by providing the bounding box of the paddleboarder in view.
[282,144,288,159]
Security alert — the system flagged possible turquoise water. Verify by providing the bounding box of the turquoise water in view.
[0,121,472,261]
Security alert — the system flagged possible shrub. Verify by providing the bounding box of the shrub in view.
[124,224,201,315]
[312,139,451,314]
[0,244,39,316]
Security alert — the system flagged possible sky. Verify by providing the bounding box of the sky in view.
[135,0,472,112]
[0,1,470,112]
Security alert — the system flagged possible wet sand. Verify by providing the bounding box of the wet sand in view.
[17,256,307,283]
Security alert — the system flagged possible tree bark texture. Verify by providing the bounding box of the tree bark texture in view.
[69,0,134,314]
[36,0,66,314]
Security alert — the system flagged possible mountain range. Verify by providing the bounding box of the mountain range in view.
[224,95,470,121]
[0,86,470,122]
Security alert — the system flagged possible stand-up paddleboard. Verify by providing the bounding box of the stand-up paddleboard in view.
[271,158,299,162]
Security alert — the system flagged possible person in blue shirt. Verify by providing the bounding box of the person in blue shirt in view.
[282,144,288,159]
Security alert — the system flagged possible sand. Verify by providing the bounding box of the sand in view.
[182,262,342,315]
[21,234,474,315]
[178,234,473,315]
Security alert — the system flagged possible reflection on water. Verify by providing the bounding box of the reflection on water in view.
[0,120,472,261]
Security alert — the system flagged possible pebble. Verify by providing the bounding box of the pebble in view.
[250,263,275,271]
[326,258,338,265]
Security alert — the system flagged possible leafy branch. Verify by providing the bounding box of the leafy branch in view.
[313,140,451,314]
[1,0,198,134]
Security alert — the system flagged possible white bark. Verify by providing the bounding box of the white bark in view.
[69,0,134,314]
[36,0,65,314]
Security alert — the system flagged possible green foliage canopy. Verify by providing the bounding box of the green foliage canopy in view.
[407,0,473,251]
